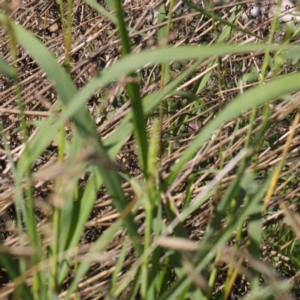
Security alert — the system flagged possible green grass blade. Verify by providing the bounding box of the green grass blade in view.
[0,56,16,79]
[85,0,144,37]
[86,0,117,23]
[63,219,123,299]
[0,252,33,299]
[110,240,128,292]
[114,0,148,175]
[104,58,204,157]
[58,168,103,284]
[158,168,273,299]
[168,71,300,183]
[0,13,142,257]
[19,44,298,167]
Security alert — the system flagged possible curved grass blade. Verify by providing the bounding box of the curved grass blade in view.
[0,13,93,140]
[45,44,299,141]
[0,13,143,259]
[167,71,300,183]
[7,41,296,168]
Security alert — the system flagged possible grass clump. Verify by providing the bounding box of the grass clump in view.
[0,0,300,299]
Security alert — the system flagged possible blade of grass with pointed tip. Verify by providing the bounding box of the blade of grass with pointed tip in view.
[48,45,299,152]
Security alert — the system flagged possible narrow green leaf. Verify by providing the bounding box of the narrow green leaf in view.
[104,1,115,11]
[20,43,298,168]
[63,219,123,299]
[0,252,33,299]
[110,240,128,291]
[86,0,117,22]
[114,0,149,175]
[159,168,273,300]
[168,71,300,183]
[0,14,143,257]
[0,57,16,79]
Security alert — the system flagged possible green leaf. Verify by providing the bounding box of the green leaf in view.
[159,168,273,300]
[0,57,16,79]
[0,11,143,273]
[114,0,149,175]
[105,1,116,11]
[0,252,33,299]
[168,71,300,183]
[63,219,123,299]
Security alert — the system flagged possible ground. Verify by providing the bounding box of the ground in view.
[1,0,300,299]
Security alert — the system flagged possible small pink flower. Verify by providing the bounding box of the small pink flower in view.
[188,123,200,131]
